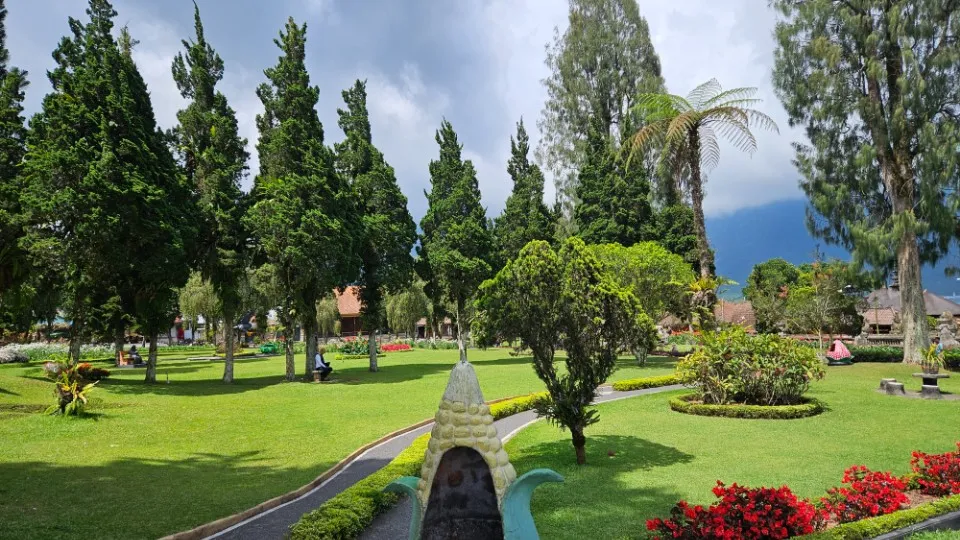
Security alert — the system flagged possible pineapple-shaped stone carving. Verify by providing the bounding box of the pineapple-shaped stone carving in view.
[386,360,562,540]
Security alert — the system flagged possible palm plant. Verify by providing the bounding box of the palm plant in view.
[628,79,779,278]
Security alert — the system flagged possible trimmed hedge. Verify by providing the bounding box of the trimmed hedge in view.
[289,434,429,540]
[611,374,682,392]
[849,346,960,367]
[333,354,388,361]
[801,493,960,539]
[669,393,825,419]
[489,392,549,418]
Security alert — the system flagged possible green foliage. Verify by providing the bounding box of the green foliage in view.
[650,204,708,276]
[785,261,864,339]
[629,79,778,278]
[0,0,30,311]
[801,494,960,540]
[610,374,682,392]
[848,346,960,367]
[589,242,695,322]
[290,434,429,540]
[537,0,663,206]
[43,360,98,416]
[492,119,554,268]
[678,327,825,406]
[385,280,429,337]
[316,295,339,337]
[475,238,656,463]
[246,18,360,380]
[669,393,825,419]
[171,2,250,382]
[744,258,800,333]
[413,339,458,350]
[574,115,654,247]
[418,120,493,358]
[179,272,219,331]
[489,392,550,419]
[335,80,416,359]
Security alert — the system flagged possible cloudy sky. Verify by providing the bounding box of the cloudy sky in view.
[6,0,804,222]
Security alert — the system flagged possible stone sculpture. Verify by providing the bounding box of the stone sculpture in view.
[386,360,563,540]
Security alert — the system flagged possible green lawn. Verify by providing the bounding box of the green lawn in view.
[506,363,960,540]
[0,347,675,540]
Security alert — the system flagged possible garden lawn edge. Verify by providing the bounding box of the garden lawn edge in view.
[669,393,825,419]
[612,374,682,391]
[801,493,960,539]
[289,375,678,540]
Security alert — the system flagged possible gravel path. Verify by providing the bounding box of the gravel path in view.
[204,384,682,540]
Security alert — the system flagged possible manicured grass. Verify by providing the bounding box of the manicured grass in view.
[911,532,960,539]
[0,347,675,539]
[505,363,960,540]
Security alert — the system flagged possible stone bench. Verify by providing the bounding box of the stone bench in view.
[912,373,950,400]
[885,382,906,395]
[880,378,897,390]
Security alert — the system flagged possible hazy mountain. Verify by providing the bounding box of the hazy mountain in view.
[707,199,960,300]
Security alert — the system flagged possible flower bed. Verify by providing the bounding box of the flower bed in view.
[669,393,825,419]
[648,443,960,540]
[381,343,412,353]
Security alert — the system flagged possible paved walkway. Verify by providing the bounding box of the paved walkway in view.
[205,384,683,540]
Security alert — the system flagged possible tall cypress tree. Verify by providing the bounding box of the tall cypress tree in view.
[574,115,653,247]
[22,1,192,367]
[246,18,359,381]
[492,119,554,269]
[0,0,29,313]
[335,80,416,372]
[172,3,249,383]
[419,120,493,363]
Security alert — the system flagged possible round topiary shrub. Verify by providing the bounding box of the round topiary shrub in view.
[677,327,826,407]
[669,393,825,419]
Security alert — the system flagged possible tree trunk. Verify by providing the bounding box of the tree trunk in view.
[368,329,379,372]
[633,347,647,367]
[114,329,125,364]
[455,302,467,363]
[145,331,158,383]
[222,304,235,383]
[688,130,714,278]
[282,322,295,382]
[898,228,928,363]
[301,314,317,380]
[68,311,84,366]
[571,427,587,465]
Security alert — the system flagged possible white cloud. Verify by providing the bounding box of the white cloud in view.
[469,0,802,218]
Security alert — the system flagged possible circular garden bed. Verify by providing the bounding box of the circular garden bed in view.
[669,393,825,419]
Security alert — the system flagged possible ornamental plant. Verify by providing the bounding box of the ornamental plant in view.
[381,343,411,353]
[821,466,909,523]
[76,362,111,381]
[43,359,97,416]
[911,443,960,496]
[677,327,825,405]
[646,481,825,539]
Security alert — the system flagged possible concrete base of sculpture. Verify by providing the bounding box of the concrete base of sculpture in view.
[921,385,943,400]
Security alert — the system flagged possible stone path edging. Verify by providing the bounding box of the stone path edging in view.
[183,384,683,540]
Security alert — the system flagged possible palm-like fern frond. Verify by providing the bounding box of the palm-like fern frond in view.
[687,78,722,110]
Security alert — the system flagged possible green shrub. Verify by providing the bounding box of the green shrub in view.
[801,493,960,539]
[678,328,825,405]
[848,346,960,367]
[611,374,682,392]
[669,393,825,419]
[414,339,458,350]
[332,354,387,361]
[489,392,550,418]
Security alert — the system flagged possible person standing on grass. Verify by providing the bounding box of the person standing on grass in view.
[314,347,333,382]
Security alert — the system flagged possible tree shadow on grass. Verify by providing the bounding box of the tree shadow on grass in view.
[508,435,693,538]
[0,450,334,540]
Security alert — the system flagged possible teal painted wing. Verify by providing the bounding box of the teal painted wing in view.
[502,469,564,540]
[385,476,423,540]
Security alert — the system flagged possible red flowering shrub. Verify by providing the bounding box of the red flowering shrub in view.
[646,481,825,539]
[821,466,908,523]
[76,362,111,381]
[911,443,960,496]
[381,343,412,352]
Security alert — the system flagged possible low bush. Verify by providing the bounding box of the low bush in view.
[42,360,97,416]
[678,328,825,406]
[489,392,549,419]
[290,434,429,540]
[0,347,27,364]
[821,466,909,523]
[414,339,458,350]
[911,443,960,496]
[333,354,388,361]
[611,374,682,392]
[338,339,376,356]
[847,346,960,367]
[669,394,825,419]
[76,363,111,381]
[647,481,825,540]
[802,494,960,539]
[0,343,114,362]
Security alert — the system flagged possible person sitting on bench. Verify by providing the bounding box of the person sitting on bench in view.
[129,345,143,366]
[314,348,333,381]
